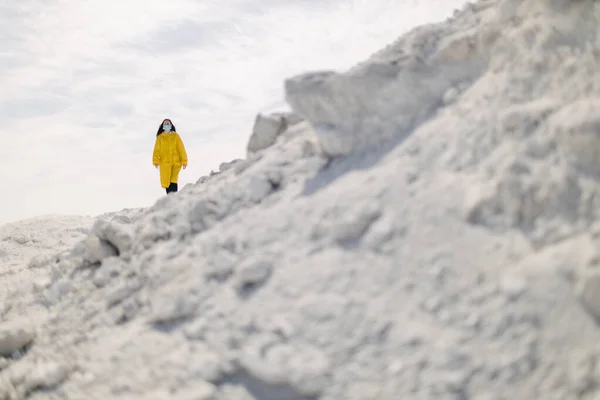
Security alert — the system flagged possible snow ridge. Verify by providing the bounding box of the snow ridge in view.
[3,0,600,399]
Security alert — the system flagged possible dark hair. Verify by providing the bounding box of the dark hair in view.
[156,119,177,136]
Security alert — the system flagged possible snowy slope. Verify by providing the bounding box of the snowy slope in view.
[3,0,600,399]
[0,216,93,320]
[0,209,145,332]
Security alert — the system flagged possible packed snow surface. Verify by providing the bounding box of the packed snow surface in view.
[3,0,600,398]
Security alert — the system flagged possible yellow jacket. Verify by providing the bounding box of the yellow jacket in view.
[153,132,188,166]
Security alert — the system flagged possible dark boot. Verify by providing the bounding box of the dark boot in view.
[166,182,178,194]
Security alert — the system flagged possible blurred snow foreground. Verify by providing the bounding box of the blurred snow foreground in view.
[4,0,600,398]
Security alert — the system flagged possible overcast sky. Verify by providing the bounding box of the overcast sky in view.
[0,0,466,225]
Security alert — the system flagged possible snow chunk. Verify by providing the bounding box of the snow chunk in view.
[363,213,404,251]
[313,200,382,245]
[10,234,30,245]
[220,159,244,173]
[148,291,200,325]
[233,256,274,293]
[32,276,52,293]
[24,360,69,392]
[248,176,275,203]
[247,113,288,154]
[189,198,230,234]
[247,111,304,155]
[71,233,118,265]
[27,253,55,269]
[285,33,487,157]
[0,321,35,357]
[499,274,528,301]
[236,342,331,398]
[92,218,133,255]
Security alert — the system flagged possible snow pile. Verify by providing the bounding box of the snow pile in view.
[3,0,600,398]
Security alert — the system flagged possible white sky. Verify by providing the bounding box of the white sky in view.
[0,0,466,225]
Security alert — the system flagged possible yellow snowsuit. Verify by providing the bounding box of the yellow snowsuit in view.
[153,131,188,188]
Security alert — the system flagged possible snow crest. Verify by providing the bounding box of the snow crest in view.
[3,0,600,399]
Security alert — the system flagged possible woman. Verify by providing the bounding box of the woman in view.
[153,118,188,194]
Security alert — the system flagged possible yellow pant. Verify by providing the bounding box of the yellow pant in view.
[159,163,182,188]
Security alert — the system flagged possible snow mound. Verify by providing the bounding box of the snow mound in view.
[3,0,600,398]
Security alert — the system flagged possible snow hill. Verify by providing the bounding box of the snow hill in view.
[3,0,600,398]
